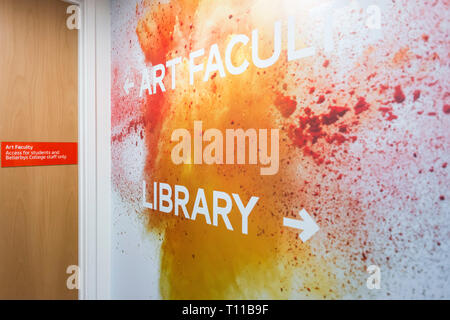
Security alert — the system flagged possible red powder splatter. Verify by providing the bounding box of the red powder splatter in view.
[413,90,421,101]
[136,7,176,65]
[379,107,398,121]
[274,93,297,118]
[354,97,370,115]
[394,85,406,103]
[322,106,350,125]
[112,117,144,143]
[323,60,330,68]
[326,133,347,145]
[317,95,325,104]
[379,85,389,94]
[443,105,450,114]
[289,105,356,163]
[367,73,377,81]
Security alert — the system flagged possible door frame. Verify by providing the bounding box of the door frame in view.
[63,0,112,300]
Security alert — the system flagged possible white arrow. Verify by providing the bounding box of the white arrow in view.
[283,209,319,242]
[124,78,134,95]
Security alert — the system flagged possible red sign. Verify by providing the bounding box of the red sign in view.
[1,142,78,168]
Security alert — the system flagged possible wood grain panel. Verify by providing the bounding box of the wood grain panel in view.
[0,0,78,299]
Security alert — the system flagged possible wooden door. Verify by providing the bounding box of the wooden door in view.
[0,0,78,299]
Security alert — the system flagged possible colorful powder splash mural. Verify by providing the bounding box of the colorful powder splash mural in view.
[111,0,449,299]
